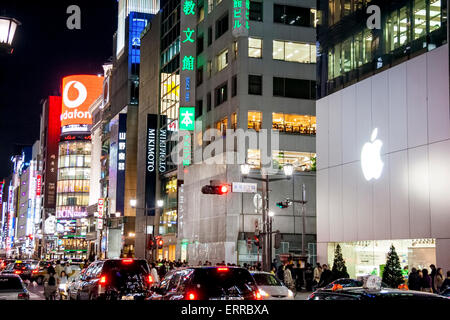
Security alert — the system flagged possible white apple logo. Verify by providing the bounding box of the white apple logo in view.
[361,128,384,181]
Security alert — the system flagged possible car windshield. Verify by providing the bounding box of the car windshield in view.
[252,273,283,286]
[191,268,256,297]
[0,277,23,290]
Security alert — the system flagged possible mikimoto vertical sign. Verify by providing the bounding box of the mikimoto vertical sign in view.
[145,114,158,216]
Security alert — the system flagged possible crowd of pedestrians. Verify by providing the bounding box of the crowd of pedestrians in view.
[407,264,450,294]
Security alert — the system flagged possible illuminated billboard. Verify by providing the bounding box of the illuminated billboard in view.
[61,75,104,127]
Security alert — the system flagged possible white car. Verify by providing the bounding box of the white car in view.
[0,274,30,300]
[251,271,294,300]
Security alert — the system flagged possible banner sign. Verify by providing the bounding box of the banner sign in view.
[145,114,158,216]
[97,198,105,230]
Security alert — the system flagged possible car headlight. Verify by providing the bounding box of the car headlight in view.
[288,289,294,297]
[259,289,270,298]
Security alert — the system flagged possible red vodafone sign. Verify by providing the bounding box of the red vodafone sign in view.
[61,75,104,127]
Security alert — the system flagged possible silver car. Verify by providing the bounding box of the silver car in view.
[251,271,294,300]
[0,274,30,300]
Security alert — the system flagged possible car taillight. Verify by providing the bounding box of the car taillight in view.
[147,275,153,284]
[217,267,229,272]
[32,268,39,274]
[122,259,133,264]
[99,275,107,284]
[253,290,263,300]
[18,293,28,299]
[186,292,196,300]
[14,270,22,275]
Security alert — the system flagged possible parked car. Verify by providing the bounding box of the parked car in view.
[149,266,262,300]
[440,287,450,298]
[69,258,152,300]
[251,271,294,300]
[0,259,15,271]
[1,261,34,280]
[308,286,449,300]
[67,268,87,300]
[0,274,30,300]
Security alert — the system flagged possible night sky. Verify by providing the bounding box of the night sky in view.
[0,0,117,178]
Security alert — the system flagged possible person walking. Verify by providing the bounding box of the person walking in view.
[434,268,444,293]
[58,271,68,300]
[420,269,433,293]
[441,270,450,291]
[430,264,437,293]
[150,263,160,286]
[304,263,314,292]
[283,264,295,292]
[318,264,333,288]
[313,263,322,290]
[43,266,58,300]
[407,268,421,291]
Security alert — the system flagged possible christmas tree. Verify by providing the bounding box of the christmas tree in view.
[382,245,404,288]
[331,244,349,280]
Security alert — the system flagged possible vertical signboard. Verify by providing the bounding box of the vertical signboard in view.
[35,175,42,196]
[158,115,167,174]
[97,198,104,230]
[145,114,158,216]
[116,114,127,215]
[232,0,250,38]
[44,96,61,209]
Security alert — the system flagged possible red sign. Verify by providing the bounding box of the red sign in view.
[61,75,104,127]
[36,175,42,196]
[97,198,105,230]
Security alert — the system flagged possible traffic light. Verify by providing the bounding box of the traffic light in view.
[254,235,263,249]
[148,238,155,250]
[157,238,163,249]
[276,201,290,209]
[201,184,230,195]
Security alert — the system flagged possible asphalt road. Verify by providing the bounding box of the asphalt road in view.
[26,282,46,300]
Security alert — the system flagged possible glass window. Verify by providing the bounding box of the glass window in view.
[248,75,262,95]
[215,14,229,39]
[272,150,316,172]
[248,111,262,131]
[413,0,427,40]
[217,49,229,72]
[250,1,263,21]
[274,4,312,27]
[273,40,316,63]
[272,113,316,135]
[247,149,261,168]
[232,75,237,97]
[231,112,237,131]
[429,0,442,32]
[215,117,228,136]
[248,37,262,58]
[208,0,214,13]
[215,82,228,106]
[198,5,205,23]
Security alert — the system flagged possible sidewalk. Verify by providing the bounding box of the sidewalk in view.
[294,291,312,300]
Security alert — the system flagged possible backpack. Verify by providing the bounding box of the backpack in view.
[48,275,56,286]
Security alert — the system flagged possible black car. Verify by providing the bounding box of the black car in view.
[149,266,262,300]
[308,287,449,301]
[440,287,450,298]
[69,258,152,300]
[1,261,34,280]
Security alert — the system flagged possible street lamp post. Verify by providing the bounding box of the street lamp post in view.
[241,164,293,272]
[0,16,21,55]
[130,199,164,262]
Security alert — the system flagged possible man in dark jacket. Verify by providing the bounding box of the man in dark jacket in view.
[407,268,421,291]
[318,264,333,288]
[430,264,437,293]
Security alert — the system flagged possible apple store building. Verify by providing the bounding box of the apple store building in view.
[315,0,449,277]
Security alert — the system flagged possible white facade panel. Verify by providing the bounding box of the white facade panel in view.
[427,45,450,143]
[356,167,373,241]
[406,55,428,148]
[356,78,372,162]
[342,162,358,241]
[407,145,431,238]
[371,72,390,154]
[316,169,329,242]
[372,154,391,240]
[429,140,450,238]
[328,166,343,241]
[342,85,357,163]
[388,63,408,153]
[316,97,329,170]
[328,91,343,167]
[389,150,410,239]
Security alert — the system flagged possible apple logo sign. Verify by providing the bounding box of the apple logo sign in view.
[361,128,384,181]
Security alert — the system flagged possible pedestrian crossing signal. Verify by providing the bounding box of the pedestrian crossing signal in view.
[276,201,289,209]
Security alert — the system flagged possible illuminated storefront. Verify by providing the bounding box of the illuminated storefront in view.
[328,239,436,278]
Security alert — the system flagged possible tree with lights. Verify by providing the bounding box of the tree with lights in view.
[331,244,349,280]
[382,244,404,288]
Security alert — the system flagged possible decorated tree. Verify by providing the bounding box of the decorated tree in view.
[331,244,349,280]
[382,245,404,288]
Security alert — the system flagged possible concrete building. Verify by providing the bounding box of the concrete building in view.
[137,0,318,265]
[316,0,449,277]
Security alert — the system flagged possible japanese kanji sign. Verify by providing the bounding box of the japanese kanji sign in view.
[232,0,250,38]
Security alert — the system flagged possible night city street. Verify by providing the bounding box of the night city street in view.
[0,0,449,313]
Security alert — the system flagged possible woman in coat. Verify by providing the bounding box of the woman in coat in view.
[420,269,433,293]
[434,268,444,293]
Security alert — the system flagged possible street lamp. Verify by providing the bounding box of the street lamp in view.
[240,163,294,271]
[0,16,21,55]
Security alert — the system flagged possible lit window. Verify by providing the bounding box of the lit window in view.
[198,6,205,23]
[272,150,316,172]
[217,49,229,71]
[247,149,261,168]
[208,0,214,13]
[231,112,237,131]
[215,117,228,136]
[248,111,262,131]
[248,37,262,58]
[273,40,316,63]
[272,113,316,135]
